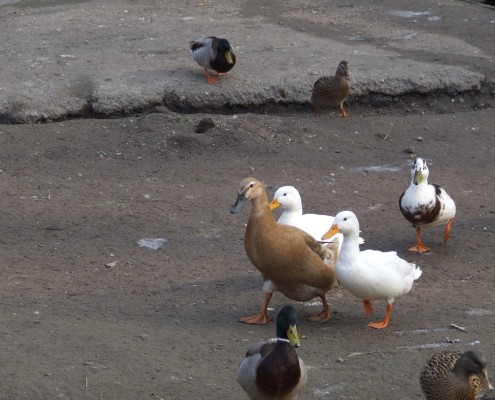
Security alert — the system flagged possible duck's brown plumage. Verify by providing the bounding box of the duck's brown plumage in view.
[311,60,350,117]
[420,350,493,400]
[230,178,337,324]
[255,340,301,398]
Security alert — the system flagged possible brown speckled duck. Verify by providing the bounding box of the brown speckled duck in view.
[237,305,308,400]
[190,36,236,84]
[420,350,493,400]
[311,60,350,117]
[230,178,337,325]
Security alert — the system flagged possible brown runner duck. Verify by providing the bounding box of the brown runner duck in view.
[230,178,337,324]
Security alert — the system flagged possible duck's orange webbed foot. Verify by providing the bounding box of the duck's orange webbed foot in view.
[408,243,430,253]
[239,312,269,325]
[204,68,219,85]
[206,75,219,85]
[239,293,272,325]
[367,304,392,329]
[409,227,430,253]
[308,296,331,322]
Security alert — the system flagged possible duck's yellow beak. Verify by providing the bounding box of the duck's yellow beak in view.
[269,199,281,210]
[413,169,423,185]
[225,50,234,64]
[287,323,301,348]
[322,224,340,240]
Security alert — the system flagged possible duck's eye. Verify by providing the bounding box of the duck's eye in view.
[249,183,254,188]
[283,193,287,196]
[343,217,347,221]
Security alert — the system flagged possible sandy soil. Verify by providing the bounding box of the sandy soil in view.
[0,105,494,399]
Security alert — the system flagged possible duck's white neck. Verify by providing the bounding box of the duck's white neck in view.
[285,199,303,214]
[341,232,361,253]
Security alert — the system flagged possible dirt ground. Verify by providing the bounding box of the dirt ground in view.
[0,103,494,399]
[1,0,495,398]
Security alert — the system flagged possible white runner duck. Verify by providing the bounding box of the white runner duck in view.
[323,211,422,329]
[269,185,364,253]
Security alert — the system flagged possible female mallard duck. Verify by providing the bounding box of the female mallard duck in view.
[269,185,365,251]
[322,211,422,329]
[230,178,337,325]
[311,60,350,117]
[237,305,308,400]
[420,350,493,400]
[189,36,236,84]
[399,157,456,253]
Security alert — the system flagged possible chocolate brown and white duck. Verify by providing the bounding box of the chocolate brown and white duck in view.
[311,60,350,117]
[399,157,456,253]
[237,305,307,400]
[230,178,337,325]
[322,211,422,329]
[190,36,236,84]
[420,350,493,400]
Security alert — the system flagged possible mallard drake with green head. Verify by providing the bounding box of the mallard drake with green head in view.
[311,60,350,117]
[420,350,493,400]
[237,305,308,400]
[190,36,236,84]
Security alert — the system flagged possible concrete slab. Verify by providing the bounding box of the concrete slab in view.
[0,0,493,122]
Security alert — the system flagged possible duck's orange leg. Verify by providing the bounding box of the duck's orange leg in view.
[444,218,454,244]
[204,68,219,85]
[368,304,392,329]
[408,226,430,253]
[239,293,272,324]
[309,295,331,322]
[338,106,348,118]
[363,300,373,315]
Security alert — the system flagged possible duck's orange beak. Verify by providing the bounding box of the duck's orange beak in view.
[322,224,340,240]
[269,199,281,210]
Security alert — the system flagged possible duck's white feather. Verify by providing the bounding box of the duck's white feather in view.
[272,186,364,253]
[333,211,421,304]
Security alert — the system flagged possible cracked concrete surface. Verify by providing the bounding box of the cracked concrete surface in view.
[0,0,493,122]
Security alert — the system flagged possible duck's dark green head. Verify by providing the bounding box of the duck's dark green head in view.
[217,38,234,64]
[276,305,301,348]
